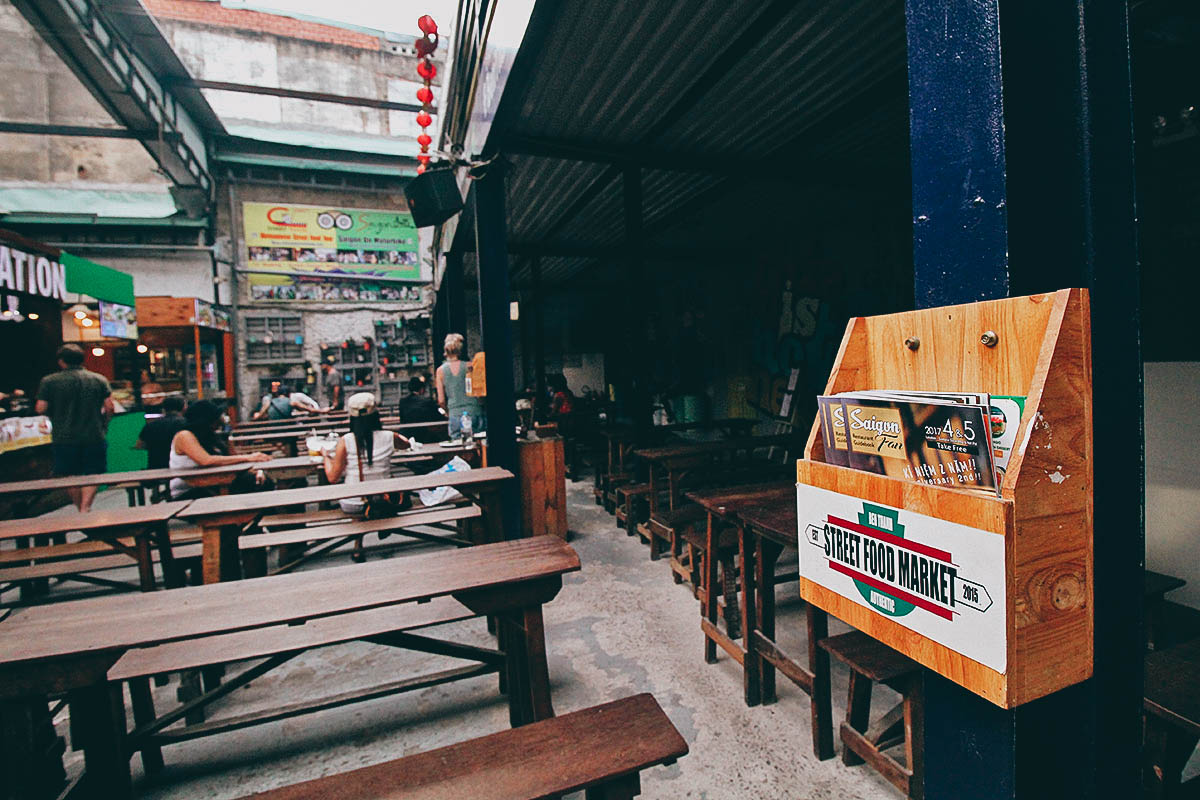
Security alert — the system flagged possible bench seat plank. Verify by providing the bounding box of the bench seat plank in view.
[109,597,474,681]
[241,693,687,800]
[0,544,202,583]
[240,506,481,551]
[0,536,580,667]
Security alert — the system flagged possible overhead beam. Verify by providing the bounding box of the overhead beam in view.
[10,0,212,191]
[165,78,432,115]
[0,122,163,139]
[502,134,740,176]
[212,136,416,178]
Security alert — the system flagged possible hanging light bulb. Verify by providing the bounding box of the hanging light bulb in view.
[80,317,94,327]
[136,344,149,354]
[27,312,39,320]
[91,347,105,357]
[69,303,89,320]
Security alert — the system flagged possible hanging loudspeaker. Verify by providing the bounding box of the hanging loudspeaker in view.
[404,167,464,227]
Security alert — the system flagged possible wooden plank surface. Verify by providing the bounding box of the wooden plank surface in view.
[240,506,481,550]
[0,456,316,497]
[0,501,192,541]
[636,433,798,463]
[180,467,513,518]
[230,420,443,445]
[685,482,794,520]
[109,597,475,681]
[241,693,687,800]
[0,536,580,667]
[737,499,798,547]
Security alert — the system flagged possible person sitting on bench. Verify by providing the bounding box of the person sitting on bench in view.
[323,392,413,516]
[169,400,273,499]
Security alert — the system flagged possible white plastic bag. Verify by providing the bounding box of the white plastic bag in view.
[417,455,471,507]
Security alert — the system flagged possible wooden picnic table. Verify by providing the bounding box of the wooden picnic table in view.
[0,535,581,799]
[230,414,389,436]
[637,433,799,515]
[231,410,350,430]
[736,500,835,760]
[230,420,446,457]
[0,501,192,593]
[179,466,516,583]
[0,456,321,515]
[598,418,757,477]
[685,481,795,667]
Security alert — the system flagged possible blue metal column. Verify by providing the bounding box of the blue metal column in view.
[472,165,522,539]
[905,1,1141,798]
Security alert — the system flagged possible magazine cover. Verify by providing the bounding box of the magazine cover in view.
[819,395,999,495]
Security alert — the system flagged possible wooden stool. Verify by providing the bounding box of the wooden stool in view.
[820,631,924,799]
[681,524,741,643]
[615,483,650,535]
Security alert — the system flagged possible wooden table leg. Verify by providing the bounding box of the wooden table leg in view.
[703,513,719,664]
[0,697,64,800]
[739,522,761,706]
[807,604,835,760]
[497,604,555,728]
[134,535,156,592]
[758,539,779,703]
[68,683,131,799]
[201,524,241,584]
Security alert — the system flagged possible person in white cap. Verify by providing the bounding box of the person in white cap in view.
[323,392,412,516]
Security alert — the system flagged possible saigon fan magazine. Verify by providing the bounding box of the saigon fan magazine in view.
[817,391,1027,497]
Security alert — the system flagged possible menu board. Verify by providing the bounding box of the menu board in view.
[99,300,138,339]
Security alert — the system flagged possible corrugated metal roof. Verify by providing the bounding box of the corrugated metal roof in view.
[460,0,909,286]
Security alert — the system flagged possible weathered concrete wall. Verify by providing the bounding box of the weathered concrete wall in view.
[155,17,441,143]
[217,180,431,416]
[0,1,164,184]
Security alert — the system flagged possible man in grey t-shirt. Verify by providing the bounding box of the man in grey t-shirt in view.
[35,344,113,511]
[320,363,342,410]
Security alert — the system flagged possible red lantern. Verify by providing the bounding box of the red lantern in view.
[417,154,431,165]
[416,111,432,128]
[417,15,438,35]
[416,86,433,105]
[417,60,436,80]
[415,37,437,58]
[418,133,432,147]
[416,164,426,175]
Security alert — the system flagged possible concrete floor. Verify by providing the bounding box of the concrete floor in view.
[37,478,902,799]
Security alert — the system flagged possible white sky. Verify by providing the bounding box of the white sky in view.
[226,0,460,38]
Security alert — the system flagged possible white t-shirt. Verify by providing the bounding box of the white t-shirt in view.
[339,430,394,514]
[290,391,320,412]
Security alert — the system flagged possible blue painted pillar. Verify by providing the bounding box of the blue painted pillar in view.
[905,1,1141,799]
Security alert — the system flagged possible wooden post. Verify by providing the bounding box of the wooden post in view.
[472,165,522,540]
[905,1,1140,797]
[192,324,204,399]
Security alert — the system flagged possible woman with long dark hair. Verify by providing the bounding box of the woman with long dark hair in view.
[169,399,271,499]
[323,392,412,515]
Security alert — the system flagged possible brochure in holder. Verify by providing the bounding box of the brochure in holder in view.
[796,289,1092,708]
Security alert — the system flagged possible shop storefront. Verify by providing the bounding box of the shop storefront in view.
[0,228,137,480]
[135,296,235,406]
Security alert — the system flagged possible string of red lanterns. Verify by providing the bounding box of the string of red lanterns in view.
[415,15,438,175]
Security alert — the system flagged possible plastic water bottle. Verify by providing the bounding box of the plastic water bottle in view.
[460,412,473,442]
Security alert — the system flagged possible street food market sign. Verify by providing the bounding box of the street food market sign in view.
[797,484,1007,673]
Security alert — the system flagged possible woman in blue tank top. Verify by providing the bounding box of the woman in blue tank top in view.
[435,332,483,439]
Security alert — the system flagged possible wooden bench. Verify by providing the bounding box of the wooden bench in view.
[615,482,651,534]
[0,542,203,600]
[110,597,477,774]
[0,536,580,799]
[239,693,688,800]
[1144,637,1200,798]
[644,504,704,569]
[820,631,924,799]
[239,505,483,576]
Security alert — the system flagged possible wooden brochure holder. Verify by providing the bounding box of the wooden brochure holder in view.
[798,289,1092,708]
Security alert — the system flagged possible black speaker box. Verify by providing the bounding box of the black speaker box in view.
[404,167,464,227]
